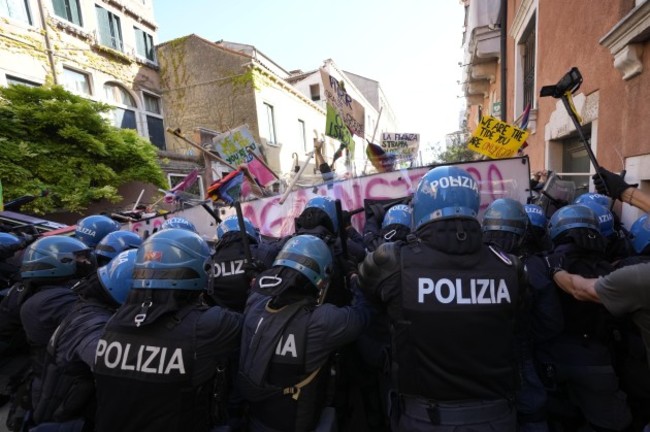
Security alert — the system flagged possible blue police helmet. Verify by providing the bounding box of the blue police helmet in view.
[382,204,413,229]
[576,201,615,237]
[412,165,480,229]
[548,204,600,241]
[574,192,612,208]
[75,215,121,248]
[273,234,333,289]
[98,249,137,305]
[132,228,210,291]
[303,196,339,234]
[524,204,548,229]
[161,217,197,233]
[482,198,528,236]
[216,215,260,243]
[95,231,143,266]
[21,235,93,280]
[0,232,23,248]
[629,214,650,255]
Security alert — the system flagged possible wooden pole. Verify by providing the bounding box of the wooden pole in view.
[279,151,314,205]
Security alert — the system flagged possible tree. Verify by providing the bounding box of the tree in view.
[433,129,478,163]
[0,85,167,215]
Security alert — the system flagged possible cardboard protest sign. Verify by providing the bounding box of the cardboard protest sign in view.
[467,115,529,159]
[326,103,355,155]
[320,69,365,137]
[381,133,420,158]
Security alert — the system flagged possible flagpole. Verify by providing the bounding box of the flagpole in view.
[279,151,314,205]
[363,107,383,174]
[166,127,263,195]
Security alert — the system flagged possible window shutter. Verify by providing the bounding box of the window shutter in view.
[134,27,145,57]
[95,6,111,47]
[69,0,82,26]
[52,0,67,19]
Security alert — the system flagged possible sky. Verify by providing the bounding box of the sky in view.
[154,0,466,151]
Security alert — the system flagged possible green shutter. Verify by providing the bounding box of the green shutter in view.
[111,13,123,51]
[134,27,145,57]
[95,5,111,47]
[52,0,66,20]
[69,0,81,26]
[146,33,154,61]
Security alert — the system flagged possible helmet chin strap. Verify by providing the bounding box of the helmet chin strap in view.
[316,281,329,306]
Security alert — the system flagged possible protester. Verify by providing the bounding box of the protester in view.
[359,165,526,431]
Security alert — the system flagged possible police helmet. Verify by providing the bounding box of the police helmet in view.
[0,232,23,248]
[21,235,95,280]
[629,214,650,255]
[98,249,137,304]
[524,204,548,230]
[273,234,332,290]
[574,192,612,208]
[216,215,260,243]
[95,230,143,267]
[132,228,211,291]
[482,198,528,236]
[382,204,413,230]
[575,202,615,238]
[161,217,197,233]
[75,215,121,248]
[412,165,480,229]
[299,196,339,234]
[548,204,600,241]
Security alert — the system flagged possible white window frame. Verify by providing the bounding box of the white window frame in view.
[167,173,204,199]
[62,66,92,96]
[264,102,277,146]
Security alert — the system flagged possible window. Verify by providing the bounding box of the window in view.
[134,27,155,62]
[298,119,307,153]
[521,23,536,111]
[264,103,277,145]
[6,75,40,87]
[558,134,591,195]
[62,67,91,95]
[52,0,82,26]
[95,5,123,51]
[0,0,31,24]
[143,93,165,149]
[309,84,320,101]
[104,83,136,130]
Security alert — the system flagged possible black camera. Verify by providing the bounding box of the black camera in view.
[540,67,583,98]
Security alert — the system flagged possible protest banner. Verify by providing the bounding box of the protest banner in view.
[320,68,365,138]
[381,133,420,158]
[467,115,530,159]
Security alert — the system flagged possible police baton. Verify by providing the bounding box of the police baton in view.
[233,200,254,267]
[334,199,349,261]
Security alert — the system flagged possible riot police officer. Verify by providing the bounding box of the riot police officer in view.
[14,236,96,429]
[160,216,198,233]
[94,230,142,267]
[93,228,242,432]
[32,249,137,431]
[209,215,278,313]
[359,165,526,431]
[363,202,412,252]
[542,204,632,431]
[238,234,370,431]
[74,215,121,248]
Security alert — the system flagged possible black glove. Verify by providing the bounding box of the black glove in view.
[342,257,359,279]
[592,167,637,200]
[544,253,565,279]
[369,203,386,225]
[245,259,266,281]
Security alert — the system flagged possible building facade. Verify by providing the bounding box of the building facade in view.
[156,35,399,189]
[462,0,650,227]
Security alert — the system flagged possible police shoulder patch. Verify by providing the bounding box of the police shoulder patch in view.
[488,245,513,266]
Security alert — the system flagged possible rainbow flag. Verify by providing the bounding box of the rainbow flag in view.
[366,141,395,173]
[206,170,244,204]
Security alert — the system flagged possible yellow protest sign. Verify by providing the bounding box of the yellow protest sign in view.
[467,115,529,159]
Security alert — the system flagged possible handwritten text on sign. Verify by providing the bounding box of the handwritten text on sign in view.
[467,115,529,159]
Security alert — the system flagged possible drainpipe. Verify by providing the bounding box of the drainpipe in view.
[500,0,507,121]
[37,0,58,84]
